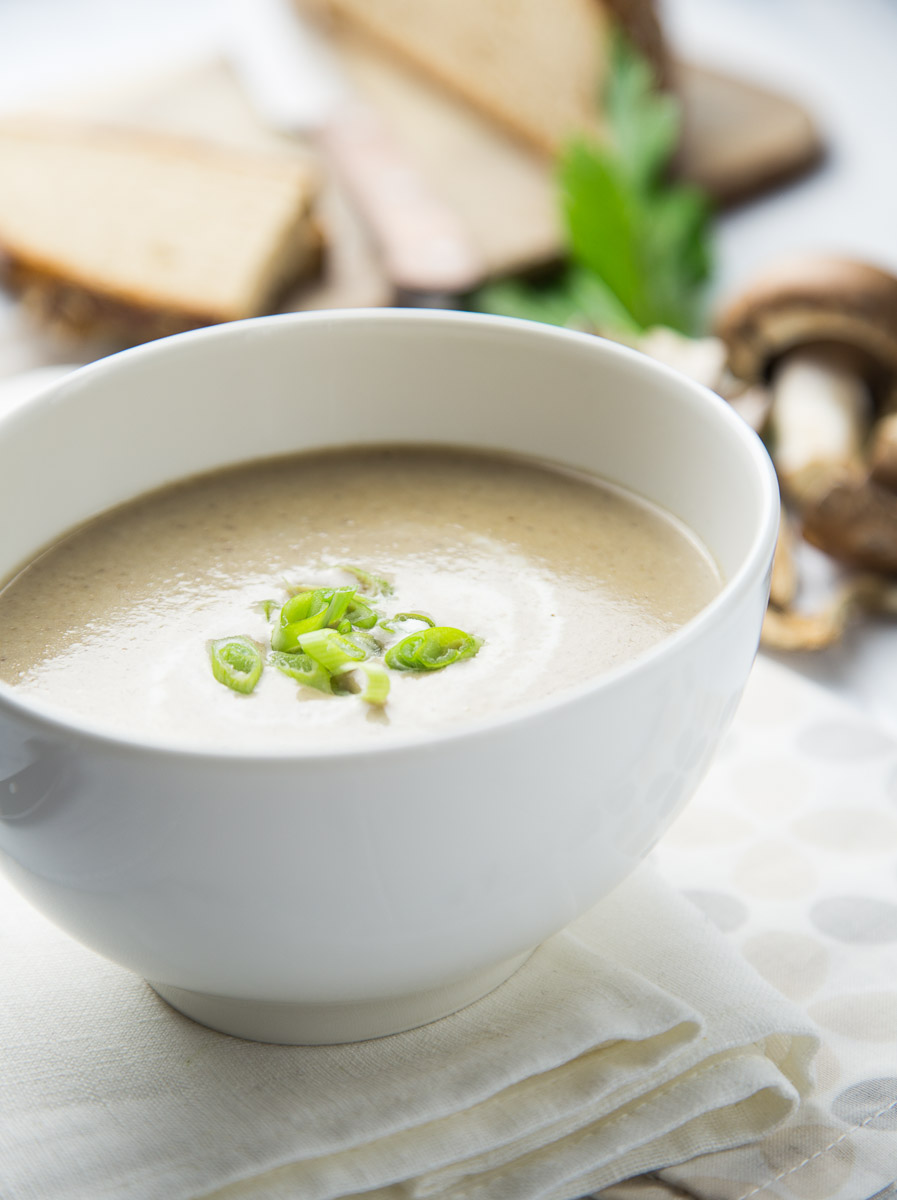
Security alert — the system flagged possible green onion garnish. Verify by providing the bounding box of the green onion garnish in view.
[345,630,383,657]
[384,627,483,672]
[344,596,380,629]
[299,627,368,673]
[322,587,355,627]
[338,564,393,597]
[272,589,327,649]
[269,650,333,694]
[209,637,264,694]
[272,586,359,650]
[280,588,326,625]
[283,587,355,629]
[207,567,481,709]
[271,621,313,652]
[379,611,435,634]
[335,661,391,706]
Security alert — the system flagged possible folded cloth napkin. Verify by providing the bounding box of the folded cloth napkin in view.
[602,656,897,1200]
[1,861,817,1200]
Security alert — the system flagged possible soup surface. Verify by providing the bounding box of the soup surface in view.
[0,447,721,750]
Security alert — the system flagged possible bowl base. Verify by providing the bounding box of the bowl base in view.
[148,951,532,1044]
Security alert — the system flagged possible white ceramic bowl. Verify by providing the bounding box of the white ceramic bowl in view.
[0,310,778,1043]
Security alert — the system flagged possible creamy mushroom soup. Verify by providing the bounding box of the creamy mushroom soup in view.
[0,446,722,750]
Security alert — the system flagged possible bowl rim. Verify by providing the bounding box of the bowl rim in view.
[0,307,780,763]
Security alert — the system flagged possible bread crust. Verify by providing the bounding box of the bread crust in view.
[1,223,324,344]
[4,259,218,342]
[0,119,323,343]
[300,0,668,155]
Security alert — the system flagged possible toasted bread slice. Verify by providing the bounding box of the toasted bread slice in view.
[298,0,667,155]
[0,119,322,341]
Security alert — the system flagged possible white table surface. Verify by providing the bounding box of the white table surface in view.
[2,0,897,731]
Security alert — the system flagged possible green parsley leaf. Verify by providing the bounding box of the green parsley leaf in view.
[476,266,640,333]
[473,31,712,336]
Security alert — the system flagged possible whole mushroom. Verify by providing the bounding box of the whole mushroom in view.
[717,255,897,573]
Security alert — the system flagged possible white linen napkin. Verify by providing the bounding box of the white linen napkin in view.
[609,656,897,1200]
[0,859,817,1200]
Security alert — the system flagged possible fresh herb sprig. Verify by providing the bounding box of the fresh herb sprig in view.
[475,33,712,336]
[209,566,482,707]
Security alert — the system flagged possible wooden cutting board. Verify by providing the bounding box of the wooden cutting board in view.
[30,36,822,311]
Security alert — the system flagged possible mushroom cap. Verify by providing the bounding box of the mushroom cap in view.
[802,470,897,573]
[716,255,897,398]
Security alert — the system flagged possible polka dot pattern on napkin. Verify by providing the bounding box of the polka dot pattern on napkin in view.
[596,656,897,1200]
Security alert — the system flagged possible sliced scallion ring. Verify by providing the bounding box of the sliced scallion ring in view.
[299,627,368,673]
[209,637,264,694]
[280,588,327,626]
[379,611,435,634]
[338,564,393,597]
[273,587,359,650]
[385,626,483,672]
[269,650,333,694]
[345,630,383,657]
[335,660,391,706]
[271,619,321,652]
[344,597,379,629]
[322,586,355,627]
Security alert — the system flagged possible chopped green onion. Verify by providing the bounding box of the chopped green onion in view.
[272,619,323,652]
[281,587,355,628]
[209,637,264,694]
[385,627,483,672]
[208,565,481,710]
[379,611,435,634]
[323,587,355,626]
[344,597,379,629]
[335,661,391,706]
[345,630,383,657]
[269,650,333,694]
[280,588,327,625]
[275,590,329,647]
[273,587,359,650]
[338,564,394,597]
[299,627,368,673]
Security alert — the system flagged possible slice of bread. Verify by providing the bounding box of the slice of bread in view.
[0,119,322,342]
[298,0,668,155]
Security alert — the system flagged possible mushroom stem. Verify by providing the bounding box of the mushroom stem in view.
[869,411,897,491]
[769,345,872,504]
[801,474,897,572]
[761,573,897,652]
[769,510,798,610]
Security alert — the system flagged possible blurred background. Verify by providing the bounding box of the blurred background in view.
[2,0,897,723]
[2,0,896,307]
